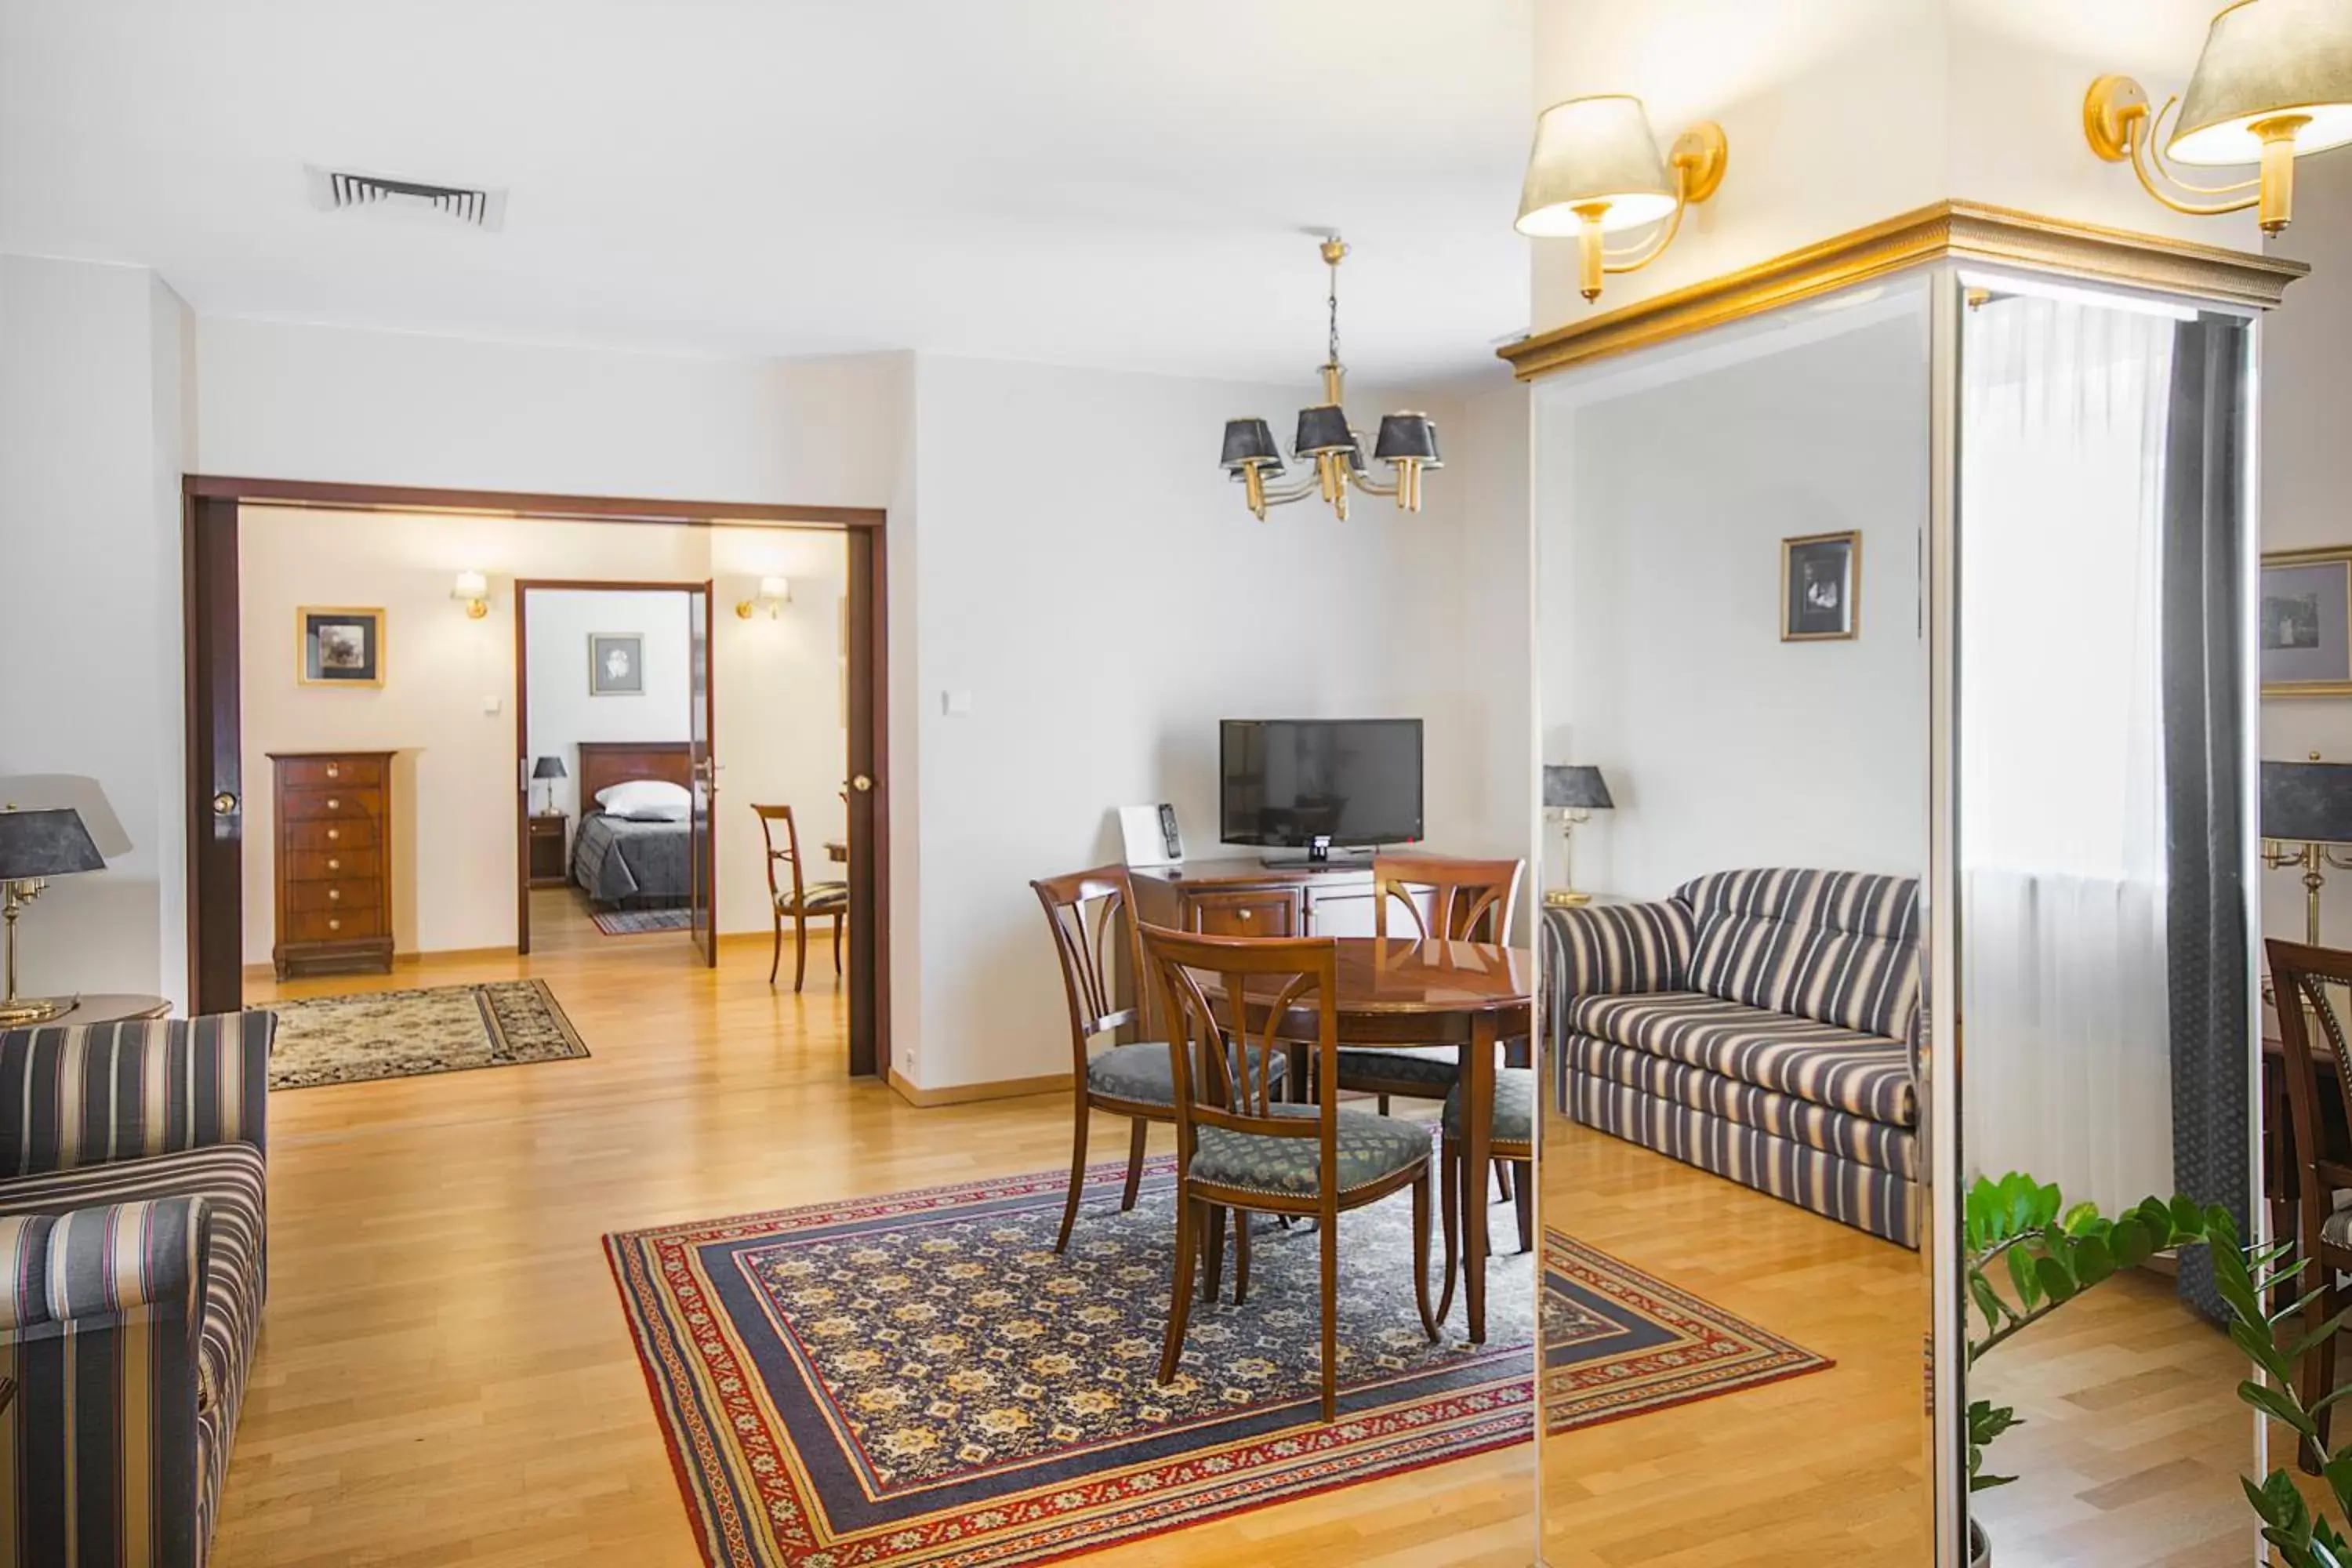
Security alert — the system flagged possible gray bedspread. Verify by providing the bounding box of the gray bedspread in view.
[572,812,692,903]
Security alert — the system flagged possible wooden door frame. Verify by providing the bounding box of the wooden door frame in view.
[510,578,713,960]
[182,475,892,1078]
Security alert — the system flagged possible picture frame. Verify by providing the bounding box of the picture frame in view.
[589,632,646,696]
[1781,530,1860,642]
[297,606,386,687]
[2262,546,2352,697]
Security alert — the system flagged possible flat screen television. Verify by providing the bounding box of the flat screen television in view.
[1219,718,1423,859]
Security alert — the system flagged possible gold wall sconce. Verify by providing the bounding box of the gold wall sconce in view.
[1515,94,1728,303]
[2085,0,2352,237]
[452,570,490,619]
[735,575,791,619]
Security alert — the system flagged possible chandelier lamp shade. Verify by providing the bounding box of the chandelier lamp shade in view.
[1515,94,1729,303]
[2085,0,2352,237]
[1218,235,1441,522]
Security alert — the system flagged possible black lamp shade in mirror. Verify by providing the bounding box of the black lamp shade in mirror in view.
[1292,404,1354,458]
[532,756,567,781]
[1220,418,1283,472]
[1374,412,1443,468]
[0,808,106,881]
[2262,760,2352,843]
[1543,764,1614,811]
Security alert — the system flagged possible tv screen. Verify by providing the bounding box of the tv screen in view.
[1219,719,1424,849]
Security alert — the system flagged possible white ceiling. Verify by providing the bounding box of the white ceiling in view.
[0,1,1534,387]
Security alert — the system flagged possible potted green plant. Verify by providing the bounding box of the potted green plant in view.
[1963,1172,2222,1566]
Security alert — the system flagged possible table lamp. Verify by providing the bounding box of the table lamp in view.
[532,755,567,816]
[2263,757,2352,946]
[1542,764,1613,908]
[0,807,106,1025]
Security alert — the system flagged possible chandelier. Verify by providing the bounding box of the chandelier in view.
[1219,235,1441,522]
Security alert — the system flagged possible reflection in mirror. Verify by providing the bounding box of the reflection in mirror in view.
[1535,279,1933,1563]
[1957,280,2257,1565]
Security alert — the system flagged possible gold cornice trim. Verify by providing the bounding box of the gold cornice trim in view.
[1497,199,2310,381]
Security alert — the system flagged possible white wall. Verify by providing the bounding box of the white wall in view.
[0,256,191,1005]
[524,590,695,821]
[1537,297,1932,895]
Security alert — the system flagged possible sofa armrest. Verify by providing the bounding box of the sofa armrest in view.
[0,1196,209,1331]
[1,1011,274,1178]
[1541,898,1695,1013]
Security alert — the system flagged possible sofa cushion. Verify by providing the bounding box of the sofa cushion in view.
[1676,869,1920,1040]
[1192,1104,1429,1199]
[1570,991,1915,1126]
[1570,1034,1916,1177]
[0,1142,267,1444]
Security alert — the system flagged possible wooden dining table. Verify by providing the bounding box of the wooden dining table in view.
[1205,935,1535,1345]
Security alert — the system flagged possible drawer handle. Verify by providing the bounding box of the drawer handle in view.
[327,798,339,810]
[328,858,340,871]
[326,765,339,779]
[328,889,341,902]
[328,918,341,931]
[328,829,339,841]
[1237,909,1253,921]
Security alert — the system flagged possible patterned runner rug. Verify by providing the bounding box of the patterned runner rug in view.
[590,904,695,936]
[264,978,590,1090]
[1541,1227,1831,1435]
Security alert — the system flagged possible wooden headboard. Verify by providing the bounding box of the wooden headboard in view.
[575,741,692,812]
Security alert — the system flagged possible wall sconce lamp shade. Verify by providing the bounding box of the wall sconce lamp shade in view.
[735,575,792,619]
[1516,96,1729,304]
[0,775,131,858]
[2086,0,2352,236]
[452,570,490,619]
[1544,764,1614,811]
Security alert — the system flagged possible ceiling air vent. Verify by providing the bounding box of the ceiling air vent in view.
[306,166,506,230]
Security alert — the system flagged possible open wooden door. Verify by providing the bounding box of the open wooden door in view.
[688,580,718,967]
[185,495,245,1014]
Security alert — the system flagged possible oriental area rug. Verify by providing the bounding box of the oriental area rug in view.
[264,978,590,1090]
[607,1159,1827,1567]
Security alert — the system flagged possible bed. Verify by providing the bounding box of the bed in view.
[570,741,696,906]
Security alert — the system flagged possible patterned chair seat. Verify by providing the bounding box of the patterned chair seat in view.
[1570,991,1915,1127]
[779,880,849,913]
[1442,1066,1535,1149]
[1192,1104,1430,1200]
[1085,1042,1287,1105]
[1334,1044,1460,1094]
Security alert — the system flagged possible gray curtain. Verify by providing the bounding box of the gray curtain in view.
[2161,314,2251,1325]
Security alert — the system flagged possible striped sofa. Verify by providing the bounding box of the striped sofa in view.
[0,1011,275,1566]
[1546,869,1922,1247]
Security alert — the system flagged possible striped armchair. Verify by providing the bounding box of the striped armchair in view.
[0,1011,274,1567]
[1546,869,1922,1247]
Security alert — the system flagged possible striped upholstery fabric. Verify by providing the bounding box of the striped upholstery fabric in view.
[0,1013,273,1568]
[1572,1035,1915,1179]
[1542,897,1696,1007]
[1676,869,1920,1040]
[1570,993,1915,1126]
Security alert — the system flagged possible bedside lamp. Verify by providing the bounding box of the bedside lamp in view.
[2262,758,2352,945]
[1543,764,1613,908]
[0,808,107,1025]
[532,755,567,816]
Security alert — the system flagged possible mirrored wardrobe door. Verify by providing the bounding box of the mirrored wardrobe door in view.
[1534,277,1936,1565]
[1952,271,2263,1566]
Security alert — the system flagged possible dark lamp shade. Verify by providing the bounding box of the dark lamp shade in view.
[1220,418,1282,472]
[2263,760,2352,844]
[1544,764,1613,811]
[0,808,106,880]
[1293,405,1354,458]
[533,755,568,781]
[1374,412,1443,468]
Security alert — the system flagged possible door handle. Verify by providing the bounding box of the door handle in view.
[851,775,873,793]
[212,791,239,817]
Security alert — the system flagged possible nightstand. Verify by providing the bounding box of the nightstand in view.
[528,814,570,887]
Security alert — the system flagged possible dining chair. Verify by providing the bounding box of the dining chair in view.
[1141,922,1439,1423]
[1436,1065,1534,1324]
[2266,937,2352,1460]
[1336,854,1525,1113]
[753,803,848,991]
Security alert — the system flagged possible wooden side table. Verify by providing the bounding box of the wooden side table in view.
[528,815,570,887]
[51,995,172,1025]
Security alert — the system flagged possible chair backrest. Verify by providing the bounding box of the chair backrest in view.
[2267,938,2352,1222]
[1032,866,1149,1074]
[1138,922,1340,1210]
[1372,853,1523,942]
[1674,867,1920,1040]
[752,804,808,906]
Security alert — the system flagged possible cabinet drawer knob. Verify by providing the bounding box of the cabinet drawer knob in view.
[327,798,339,810]
[328,888,341,902]
[325,765,339,779]
[328,829,339,840]
[328,858,340,871]
[328,918,341,931]
[1237,909,1253,921]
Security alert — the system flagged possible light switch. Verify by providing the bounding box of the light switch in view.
[483,695,502,714]
[942,690,972,716]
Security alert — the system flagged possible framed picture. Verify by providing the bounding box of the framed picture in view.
[1781,530,1860,642]
[589,633,645,696]
[297,607,386,687]
[2262,547,2352,696]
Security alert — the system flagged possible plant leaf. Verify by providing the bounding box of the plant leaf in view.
[2245,1378,2321,1439]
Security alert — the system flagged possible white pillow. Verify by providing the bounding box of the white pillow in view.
[594,779,691,822]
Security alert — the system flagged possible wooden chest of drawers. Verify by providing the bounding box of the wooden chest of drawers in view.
[269,750,395,980]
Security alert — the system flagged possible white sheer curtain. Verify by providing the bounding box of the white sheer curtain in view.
[1960,290,2176,1216]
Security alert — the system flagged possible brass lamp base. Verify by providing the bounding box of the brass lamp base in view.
[1545,888,1592,908]
[0,993,74,1027]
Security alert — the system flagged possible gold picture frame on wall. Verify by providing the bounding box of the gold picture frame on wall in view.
[296,606,386,688]
[2262,546,2352,697]
[1781,530,1860,642]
